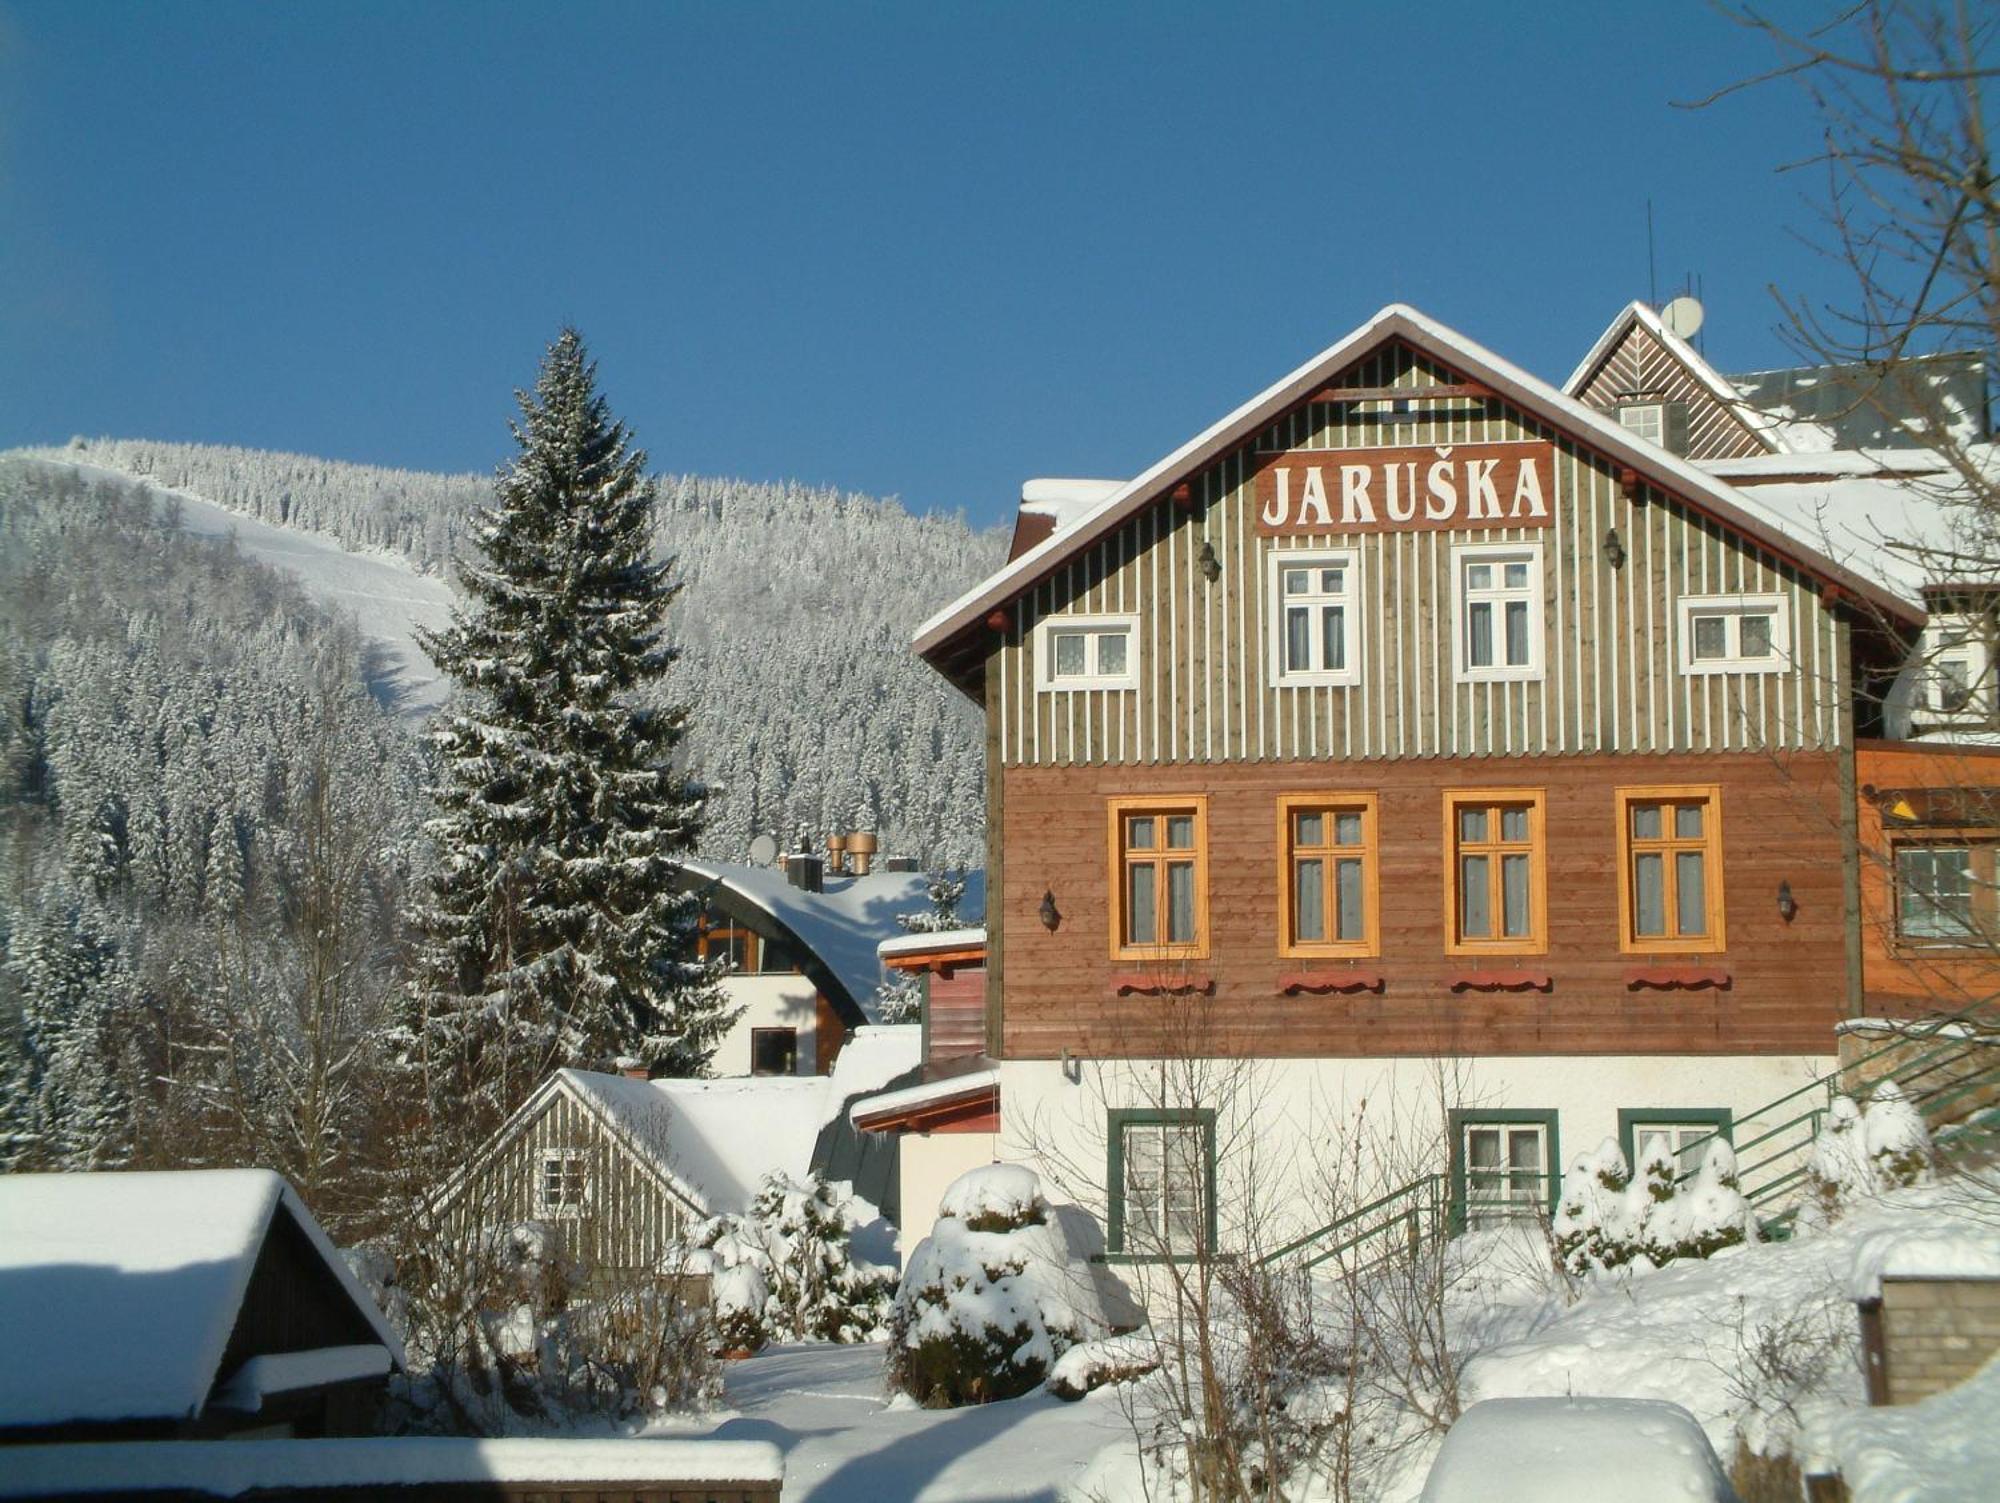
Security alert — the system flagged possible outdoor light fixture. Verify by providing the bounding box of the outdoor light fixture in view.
[1603,527,1626,569]
[1777,880,1798,923]
[1039,889,1062,932]
[1198,541,1222,582]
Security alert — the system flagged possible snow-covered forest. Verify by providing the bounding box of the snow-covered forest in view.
[19,436,1006,868]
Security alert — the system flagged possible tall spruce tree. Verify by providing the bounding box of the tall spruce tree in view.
[404,330,727,1131]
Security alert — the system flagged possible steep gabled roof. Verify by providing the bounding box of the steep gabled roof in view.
[915,303,1923,695]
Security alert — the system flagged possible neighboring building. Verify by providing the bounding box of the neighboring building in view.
[907,300,1997,1271]
[0,1170,403,1443]
[677,847,985,1079]
[436,1027,920,1282]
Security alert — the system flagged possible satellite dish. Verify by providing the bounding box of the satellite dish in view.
[748,833,778,867]
[1661,295,1705,341]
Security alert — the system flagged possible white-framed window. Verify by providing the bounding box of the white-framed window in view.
[1034,614,1139,691]
[1921,614,1991,720]
[1618,402,1665,445]
[1455,1114,1553,1227]
[1267,549,1361,686]
[1677,594,1790,675]
[1452,543,1544,682]
[536,1150,588,1220]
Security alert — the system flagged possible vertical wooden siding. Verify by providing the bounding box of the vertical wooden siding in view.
[995,344,1847,768]
[1574,322,1773,461]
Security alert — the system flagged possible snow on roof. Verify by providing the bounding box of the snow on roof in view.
[0,1170,404,1431]
[1421,1396,1734,1503]
[877,925,986,960]
[850,1066,999,1127]
[560,1025,921,1216]
[1849,1228,2000,1301]
[1800,1351,2000,1503]
[0,1437,786,1496]
[915,304,1925,668]
[679,858,986,1011]
[212,1346,393,1414]
[1020,478,1127,526]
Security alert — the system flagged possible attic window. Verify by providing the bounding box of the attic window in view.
[1922,615,1991,721]
[1617,401,1690,454]
[1679,595,1789,675]
[1035,614,1139,691]
[536,1152,587,1219]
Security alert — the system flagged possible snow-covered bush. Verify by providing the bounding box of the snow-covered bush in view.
[1637,1146,1692,1267]
[698,1172,894,1348]
[888,1163,1106,1407]
[1676,1141,1756,1261]
[1805,1087,1934,1227]
[1552,1139,1753,1276]
[1553,1137,1636,1274]
[1046,1331,1161,1401]
[1863,1081,1934,1189]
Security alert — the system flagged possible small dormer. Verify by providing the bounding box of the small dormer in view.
[1910,589,2000,733]
[1613,395,1691,456]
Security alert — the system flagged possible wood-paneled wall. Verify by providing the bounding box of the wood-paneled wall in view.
[998,751,1848,1060]
[925,965,986,1072]
[1573,321,1772,461]
[990,344,1847,769]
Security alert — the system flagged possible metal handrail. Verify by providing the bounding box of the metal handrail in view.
[1258,1172,1445,1267]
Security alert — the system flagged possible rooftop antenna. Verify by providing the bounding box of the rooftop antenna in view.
[1646,200,1658,308]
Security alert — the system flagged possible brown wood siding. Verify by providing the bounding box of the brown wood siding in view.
[999,751,1847,1059]
[926,964,987,1071]
[1855,740,2000,1017]
[994,343,1844,769]
[1575,322,1772,461]
[213,1207,385,1399]
[452,1087,695,1275]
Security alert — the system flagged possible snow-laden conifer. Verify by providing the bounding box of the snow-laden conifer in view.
[402,330,729,1137]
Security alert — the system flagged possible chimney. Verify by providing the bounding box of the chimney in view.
[825,832,847,875]
[848,830,878,876]
[614,1056,649,1081]
[787,854,824,893]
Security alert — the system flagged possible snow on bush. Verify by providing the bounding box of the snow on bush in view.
[1863,1082,1934,1190]
[888,1163,1107,1407]
[1552,1139,1752,1277]
[697,1172,894,1351]
[1045,1331,1161,1402]
[1553,1137,1637,1274]
[1806,1088,1935,1227]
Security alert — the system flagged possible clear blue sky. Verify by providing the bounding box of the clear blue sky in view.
[1,1,1846,528]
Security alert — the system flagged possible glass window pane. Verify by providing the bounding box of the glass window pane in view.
[1467,563,1493,591]
[1459,807,1488,843]
[1505,600,1530,664]
[1899,846,1974,938]
[1285,607,1311,670]
[1634,852,1666,935]
[1054,633,1086,675]
[1504,561,1529,590]
[1335,857,1364,941]
[1632,803,1662,840]
[1167,861,1196,943]
[1740,615,1773,658]
[1468,601,1493,666]
[1501,853,1531,936]
[1097,631,1128,676]
[1321,568,1344,593]
[1165,815,1195,849]
[1468,1128,1501,1170]
[1284,568,1309,596]
[1334,811,1363,846]
[1938,658,1973,711]
[1674,803,1703,839]
[1460,855,1490,937]
[1294,811,1324,847]
[1500,806,1528,842]
[1127,865,1156,945]
[1127,816,1156,849]
[1636,1127,1671,1167]
[1322,605,1346,670]
[1693,616,1727,660]
[1294,859,1325,942]
[1676,851,1707,935]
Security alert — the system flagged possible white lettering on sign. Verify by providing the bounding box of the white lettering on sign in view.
[1255,442,1554,535]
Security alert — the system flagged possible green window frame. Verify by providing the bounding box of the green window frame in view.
[1448,1108,1559,1232]
[1617,1107,1733,1178]
[1105,1108,1217,1260]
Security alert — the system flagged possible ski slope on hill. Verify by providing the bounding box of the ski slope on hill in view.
[13,455,454,717]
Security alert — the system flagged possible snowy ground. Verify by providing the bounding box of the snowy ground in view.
[684,1344,1128,1503]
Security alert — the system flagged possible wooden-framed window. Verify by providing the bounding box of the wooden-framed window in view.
[1451,543,1544,682]
[699,925,758,973]
[1267,549,1361,686]
[750,1027,798,1076]
[1035,614,1140,691]
[1616,786,1725,953]
[1449,1108,1558,1229]
[1106,1108,1216,1259]
[1277,793,1378,957]
[1618,1108,1733,1177]
[1108,797,1209,960]
[1443,790,1547,954]
[1678,593,1789,675]
[1893,839,1997,947]
[535,1150,588,1220]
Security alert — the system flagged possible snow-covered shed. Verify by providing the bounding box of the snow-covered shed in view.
[0,1170,403,1443]
[675,854,985,1080]
[437,1026,921,1282]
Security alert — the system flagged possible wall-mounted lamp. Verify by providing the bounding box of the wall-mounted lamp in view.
[1039,889,1062,932]
[1777,880,1798,924]
[1197,541,1222,583]
[1603,527,1627,569]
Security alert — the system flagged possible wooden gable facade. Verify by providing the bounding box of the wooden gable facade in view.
[1567,303,1778,463]
[922,307,1925,1067]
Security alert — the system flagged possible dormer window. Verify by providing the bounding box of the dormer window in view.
[1922,614,1991,721]
[1035,615,1139,691]
[1616,400,1690,455]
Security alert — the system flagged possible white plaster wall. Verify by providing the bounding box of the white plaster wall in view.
[997,1052,1835,1252]
[897,1131,1001,1259]
[713,975,820,1077]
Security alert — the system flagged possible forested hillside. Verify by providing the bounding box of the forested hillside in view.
[20,437,1006,868]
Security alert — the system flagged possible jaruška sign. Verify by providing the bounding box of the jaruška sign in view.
[1255,441,1554,536]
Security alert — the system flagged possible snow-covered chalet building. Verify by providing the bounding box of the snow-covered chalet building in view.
[902,301,2000,1268]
